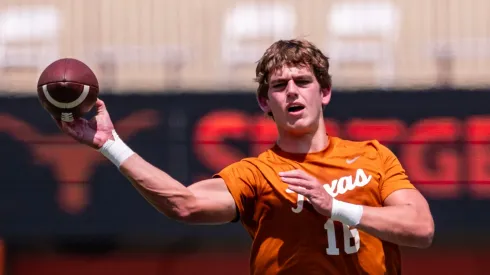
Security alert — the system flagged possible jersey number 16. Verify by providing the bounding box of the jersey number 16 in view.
[324,219,360,255]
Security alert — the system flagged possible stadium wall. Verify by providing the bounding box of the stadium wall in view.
[0,89,489,274]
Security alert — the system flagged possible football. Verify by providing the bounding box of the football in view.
[37,58,99,122]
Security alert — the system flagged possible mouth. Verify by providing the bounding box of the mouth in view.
[287,104,305,114]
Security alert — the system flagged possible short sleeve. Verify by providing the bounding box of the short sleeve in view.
[213,160,262,224]
[378,143,417,202]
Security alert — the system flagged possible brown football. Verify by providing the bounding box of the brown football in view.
[37,58,99,122]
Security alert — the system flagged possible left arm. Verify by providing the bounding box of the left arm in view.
[281,170,435,249]
[356,189,434,248]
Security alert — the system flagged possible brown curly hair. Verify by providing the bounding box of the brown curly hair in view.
[254,39,332,101]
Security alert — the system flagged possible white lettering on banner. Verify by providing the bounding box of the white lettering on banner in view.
[286,169,372,214]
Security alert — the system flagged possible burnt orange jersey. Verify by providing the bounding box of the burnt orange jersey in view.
[214,136,416,275]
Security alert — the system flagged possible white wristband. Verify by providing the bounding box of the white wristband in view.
[98,130,135,168]
[331,199,364,226]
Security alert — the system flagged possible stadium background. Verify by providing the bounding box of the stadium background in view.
[0,0,489,274]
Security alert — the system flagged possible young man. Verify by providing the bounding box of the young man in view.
[55,39,434,274]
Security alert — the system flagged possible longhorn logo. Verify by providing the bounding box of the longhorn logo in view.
[0,110,160,214]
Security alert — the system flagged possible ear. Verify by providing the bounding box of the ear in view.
[321,88,332,106]
[257,95,271,113]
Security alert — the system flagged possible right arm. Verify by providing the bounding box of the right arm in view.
[54,99,238,225]
[119,153,238,224]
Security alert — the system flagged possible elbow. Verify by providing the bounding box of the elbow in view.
[414,220,435,248]
[162,202,198,224]
[145,195,196,223]
[166,209,191,223]
[145,193,198,223]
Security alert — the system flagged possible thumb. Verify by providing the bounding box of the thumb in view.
[95,98,108,115]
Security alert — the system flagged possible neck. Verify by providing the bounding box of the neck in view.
[276,118,329,154]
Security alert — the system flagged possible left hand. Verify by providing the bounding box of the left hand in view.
[280,169,333,217]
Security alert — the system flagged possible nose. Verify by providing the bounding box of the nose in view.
[285,80,299,98]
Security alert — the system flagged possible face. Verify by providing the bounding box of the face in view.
[258,65,331,135]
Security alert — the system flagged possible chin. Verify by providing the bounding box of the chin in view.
[284,119,316,135]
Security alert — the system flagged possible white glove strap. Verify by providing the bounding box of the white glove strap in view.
[98,130,135,168]
[331,199,364,226]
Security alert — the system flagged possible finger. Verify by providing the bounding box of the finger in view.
[95,98,107,115]
[287,185,310,196]
[60,118,86,139]
[281,177,313,189]
[60,117,84,128]
[60,122,79,138]
[60,120,73,130]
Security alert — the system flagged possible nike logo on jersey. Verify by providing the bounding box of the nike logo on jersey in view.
[346,156,360,164]
[287,168,373,213]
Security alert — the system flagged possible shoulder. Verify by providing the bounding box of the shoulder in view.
[215,157,264,180]
[333,136,392,159]
[215,148,282,182]
[213,157,268,198]
[218,158,258,172]
[331,137,400,170]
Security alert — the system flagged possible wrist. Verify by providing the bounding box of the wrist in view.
[331,199,363,226]
[98,130,135,168]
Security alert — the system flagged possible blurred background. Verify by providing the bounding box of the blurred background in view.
[0,0,489,274]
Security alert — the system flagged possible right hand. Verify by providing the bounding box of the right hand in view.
[54,99,115,149]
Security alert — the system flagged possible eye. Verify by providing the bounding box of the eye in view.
[296,80,311,86]
[272,83,286,89]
